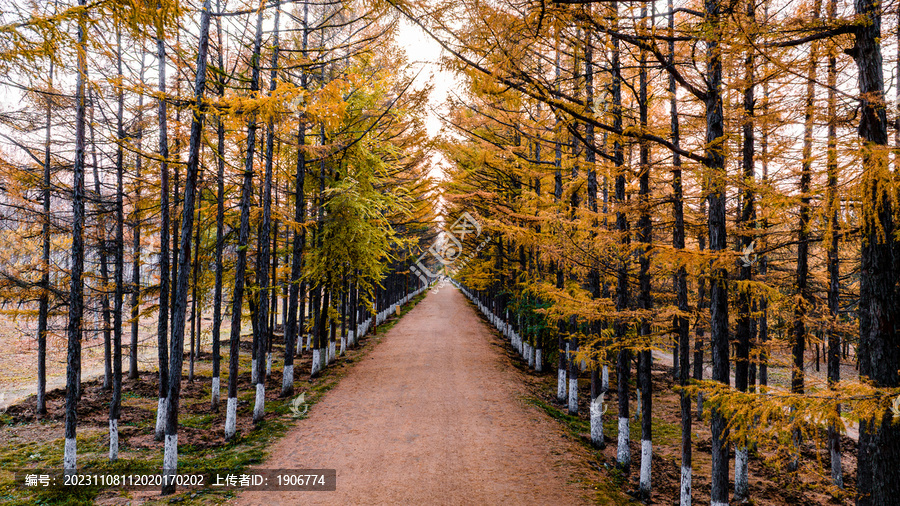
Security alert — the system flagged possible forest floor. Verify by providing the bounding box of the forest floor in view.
[0,293,430,505]
[231,283,615,505]
[480,320,859,505]
[0,283,862,505]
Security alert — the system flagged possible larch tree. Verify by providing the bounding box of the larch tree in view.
[63,0,89,473]
[161,0,211,494]
[153,0,172,442]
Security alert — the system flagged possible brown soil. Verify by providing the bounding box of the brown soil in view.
[232,286,601,506]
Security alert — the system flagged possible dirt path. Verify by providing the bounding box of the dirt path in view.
[233,286,593,505]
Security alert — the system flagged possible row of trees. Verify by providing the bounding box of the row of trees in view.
[0,0,436,495]
[410,0,899,503]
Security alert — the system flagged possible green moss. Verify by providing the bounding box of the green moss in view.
[524,396,667,504]
[179,413,214,430]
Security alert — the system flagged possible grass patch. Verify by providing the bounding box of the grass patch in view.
[523,397,637,504]
[525,395,681,449]
[180,413,214,429]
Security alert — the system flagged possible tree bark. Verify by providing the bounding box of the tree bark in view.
[64,0,88,473]
[129,54,146,381]
[38,40,54,417]
[553,36,567,405]
[225,0,263,441]
[704,0,730,500]
[735,3,757,498]
[283,3,309,396]
[161,0,211,494]
[825,0,842,488]
[109,23,126,463]
[254,1,280,423]
[611,1,630,472]
[668,2,690,502]
[852,0,900,502]
[89,96,112,393]
[637,12,652,497]
[154,0,171,442]
[210,0,226,410]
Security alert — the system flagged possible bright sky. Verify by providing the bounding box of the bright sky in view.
[395,18,458,186]
[395,18,452,137]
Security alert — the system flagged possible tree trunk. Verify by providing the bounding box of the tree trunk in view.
[637,14,652,497]
[668,1,691,501]
[789,8,820,471]
[161,0,211,494]
[210,0,226,409]
[553,37,567,404]
[758,39,770,390]
[853,0,900,502]
[283,3,309,395]
[89,96,113,393]
[254,1,280,423]
[735,3,757,498]
[154,0,171,442]
[611,1,630,471]
[189,202,201,382]
[695,197,707,419]
[704,0,730,500]
[129,54,146,381]
[38,44,54,417]
[64,0,88,472]
[225,0,263,441]
[825,0,843,487]
[109,24,126,463]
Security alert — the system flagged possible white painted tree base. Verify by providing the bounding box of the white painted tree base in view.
[155,397,168,440]
[328,341,335,363]
[211,377,220,410]
[253,383,265,421]
[64,437,76,472]
[163,434,178,475]
[224,397,237,440]
[735,446,748,500]
[535,349,542,372]
[640,439,652,497]
[109,419,118,461]
[617,417,630,467]
[590,398,604,446]
[311,349,321,376]
[557,369,567,402]
[340,336,346,356]
[680,465,692,506]
[568,378,578,414]
[282,365,293,395]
